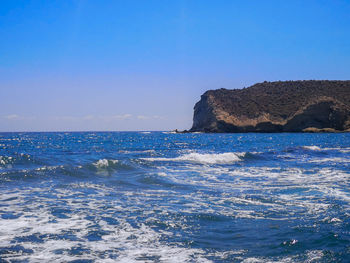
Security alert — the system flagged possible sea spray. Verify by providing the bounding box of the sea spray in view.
[0,132,349,262]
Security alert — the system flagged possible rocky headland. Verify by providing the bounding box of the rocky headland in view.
[189,80,350,133]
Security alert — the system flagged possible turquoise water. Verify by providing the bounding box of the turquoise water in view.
[0,132,350,262]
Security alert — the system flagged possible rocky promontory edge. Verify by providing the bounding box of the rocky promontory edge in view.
[188,80,350,133]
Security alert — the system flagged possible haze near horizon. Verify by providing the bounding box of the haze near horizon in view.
[1,0,350,131]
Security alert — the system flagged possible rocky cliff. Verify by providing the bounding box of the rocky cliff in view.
[190,80,350,132]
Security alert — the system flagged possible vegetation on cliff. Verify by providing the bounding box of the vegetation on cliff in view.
[190,80,350,132]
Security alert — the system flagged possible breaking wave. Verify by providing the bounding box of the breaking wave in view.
[302,145,322,151]
[142,152,251,164]
[302,145,350,153]
[1,132,350,262]
[0,158,135,181]
[92,158,119,168]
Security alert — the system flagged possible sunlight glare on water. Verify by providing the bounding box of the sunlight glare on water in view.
[0,132,350,262]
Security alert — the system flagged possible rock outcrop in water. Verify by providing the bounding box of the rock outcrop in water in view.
[190,80,350,133]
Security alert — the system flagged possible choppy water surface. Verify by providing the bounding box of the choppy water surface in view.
[0,132,350,262]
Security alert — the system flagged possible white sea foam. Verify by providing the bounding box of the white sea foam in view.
[0,186,212,262]
[305,250,324,262]
[35,165,64,171]
[1,137,350,262]
[119,149,155,154]
[93,159,118,168]
[146,163,350,220]
[302,146,321,151]
[303,145,350,153]
[242,253,317,262]
[330,217,342,223]
[324,147,350,153]
[0,162,348,261]
[309,157,350,163]
[241,250,324,263]
[143,152,244,164]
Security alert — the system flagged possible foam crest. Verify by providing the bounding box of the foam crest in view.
[1,132,350,261]
[93,159,119,168]
[143,152,244,164]
[119,149,155,154]
[309,157,350,163]
[323,147,350,153]
[302,146,321,151]
[302,145,350,153]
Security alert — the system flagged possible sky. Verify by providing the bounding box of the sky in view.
[1,0,350,131]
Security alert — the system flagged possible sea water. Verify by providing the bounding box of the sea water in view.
[0,132,349,262]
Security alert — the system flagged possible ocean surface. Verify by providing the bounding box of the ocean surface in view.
[0,132,350,262]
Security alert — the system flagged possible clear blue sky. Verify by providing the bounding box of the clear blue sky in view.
[1,0,350,131]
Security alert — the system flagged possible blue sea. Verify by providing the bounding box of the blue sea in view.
[0,132,350,262]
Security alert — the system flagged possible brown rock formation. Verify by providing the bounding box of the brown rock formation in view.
[190,80,350,132]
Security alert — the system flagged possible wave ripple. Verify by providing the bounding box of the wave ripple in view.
[0,132,350,262]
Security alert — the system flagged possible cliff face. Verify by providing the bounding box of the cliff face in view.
[190,80,350,132]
